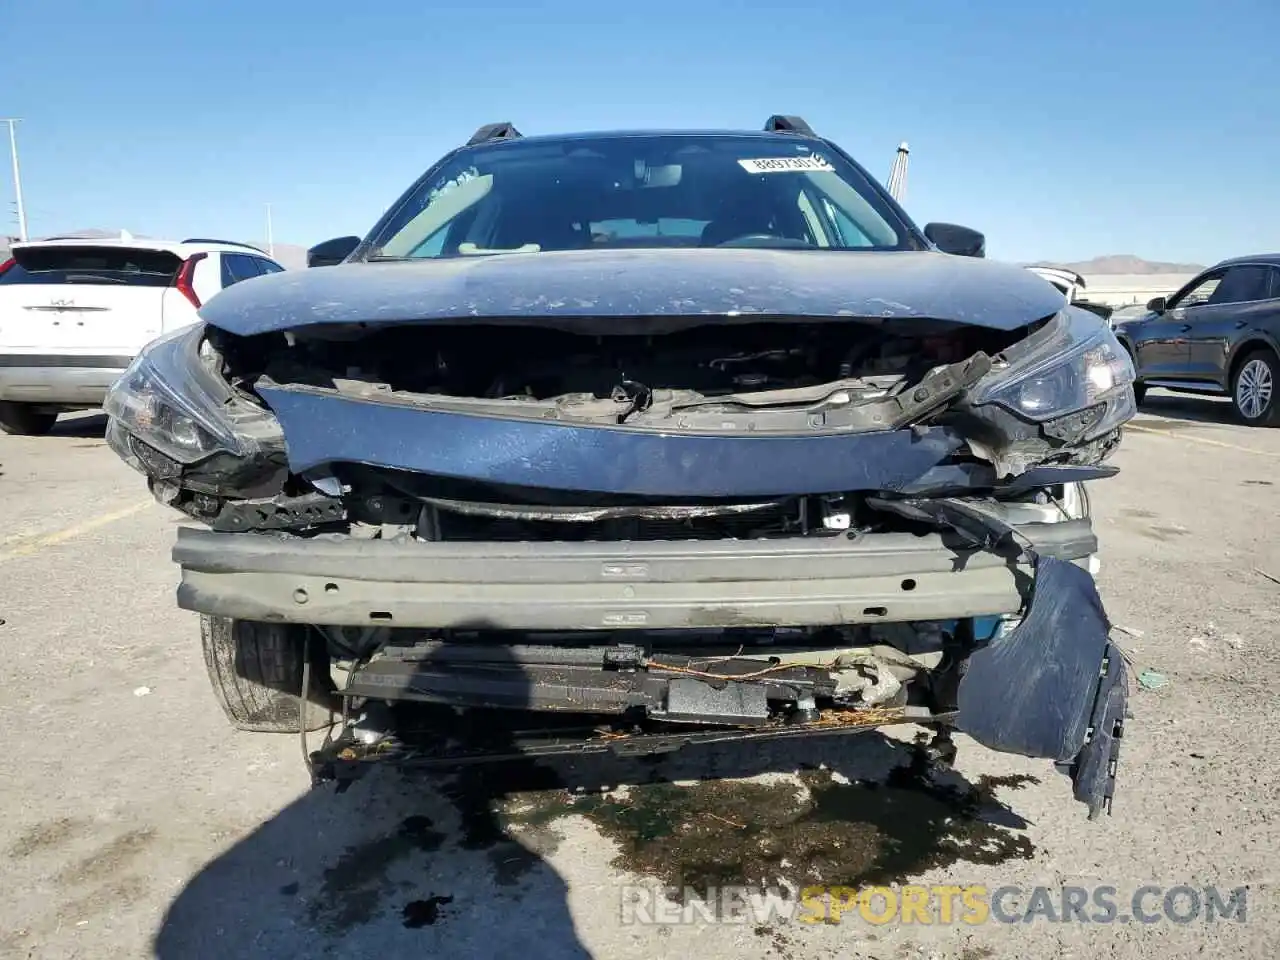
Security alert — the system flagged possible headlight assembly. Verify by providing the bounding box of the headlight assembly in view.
[972,309,1136,441]
[104,324,258,465]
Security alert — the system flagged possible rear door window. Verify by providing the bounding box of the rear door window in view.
[1208,265,1270,305]
[1,246,181,286]
[255,257,285,275]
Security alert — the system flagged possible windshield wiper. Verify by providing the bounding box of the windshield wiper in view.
[64,274,130,284]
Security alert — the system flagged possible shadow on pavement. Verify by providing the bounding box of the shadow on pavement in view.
[153,728,1036,959]
[51,411,109,439]
[1135,391,1235,426]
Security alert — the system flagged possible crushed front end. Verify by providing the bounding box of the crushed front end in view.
[105,301,1135,818]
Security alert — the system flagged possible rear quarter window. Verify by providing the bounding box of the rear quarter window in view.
[2,246,182,286]
[221,253,268,287]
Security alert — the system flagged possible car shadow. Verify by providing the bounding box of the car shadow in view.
[1136,390,1236,426]
[51,411,109,438]
[152,725,1037,959]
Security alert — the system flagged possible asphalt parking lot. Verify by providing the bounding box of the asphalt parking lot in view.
[1,388,1277,960]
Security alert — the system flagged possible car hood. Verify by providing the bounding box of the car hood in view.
[200,247,1065,336]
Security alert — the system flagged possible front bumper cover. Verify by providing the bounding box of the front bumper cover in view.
[953,554,1126,819]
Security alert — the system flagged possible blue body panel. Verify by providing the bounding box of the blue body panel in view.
[202,247,1065,337]
[257,384,968,497]
[954,555,1127,818]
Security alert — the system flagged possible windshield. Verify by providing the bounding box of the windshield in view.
[369,134,914,259]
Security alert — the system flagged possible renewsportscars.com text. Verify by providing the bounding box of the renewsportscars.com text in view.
[620,884,1249,926]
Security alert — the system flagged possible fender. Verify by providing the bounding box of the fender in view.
[1224,328,1280,388]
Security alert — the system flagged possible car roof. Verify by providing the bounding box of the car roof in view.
[9,235,275,258]
[1214,253,1280,269]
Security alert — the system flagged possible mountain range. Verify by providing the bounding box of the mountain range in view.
[1029,255,1206,275]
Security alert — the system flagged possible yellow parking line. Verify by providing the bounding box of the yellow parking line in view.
[0,500,153,563]
[1126,423,1280,458]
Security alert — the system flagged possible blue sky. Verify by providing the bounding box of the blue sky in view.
[3,0,1277,264]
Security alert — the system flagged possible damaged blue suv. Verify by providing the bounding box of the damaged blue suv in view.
[104,117,1134,816]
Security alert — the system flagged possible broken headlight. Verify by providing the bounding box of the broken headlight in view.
[972,309,1136,441]
[104,324,248,464]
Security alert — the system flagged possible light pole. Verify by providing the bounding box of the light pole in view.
[265,203,274,257]
[2,118,28,241]
[886,141,909,204]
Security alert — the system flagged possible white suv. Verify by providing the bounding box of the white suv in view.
[0,235,286,435]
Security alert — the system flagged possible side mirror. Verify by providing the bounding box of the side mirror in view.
[924,222,986,258]
[307,235,361,268]
[1146,296,1167,313]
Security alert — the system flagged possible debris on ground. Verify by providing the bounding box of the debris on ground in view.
[132,686,152,697]
[1190,622,1244,651]
[1112,624,1145,639]
[1137,669,1169,691]
[1253,567,1280,587]
[1111,643,1139,667]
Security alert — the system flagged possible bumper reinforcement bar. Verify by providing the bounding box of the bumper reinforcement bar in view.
[173,520,1095,631]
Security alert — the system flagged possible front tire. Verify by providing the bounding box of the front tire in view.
[0,402,58,436]
[200,615,336,732]
[1231,348,1280,426]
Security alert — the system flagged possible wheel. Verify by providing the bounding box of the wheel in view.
[0,401,58,436]
[200,615,336,732]
[1231,348,1280,426]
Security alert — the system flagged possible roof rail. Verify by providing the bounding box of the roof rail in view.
[466,122,523,146]
[181,238,267,253]
[763,115,816,137]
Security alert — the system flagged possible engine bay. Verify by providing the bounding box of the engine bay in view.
[235,319,1024,411]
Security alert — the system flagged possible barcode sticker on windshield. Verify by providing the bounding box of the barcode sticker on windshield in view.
[737,156,834,174]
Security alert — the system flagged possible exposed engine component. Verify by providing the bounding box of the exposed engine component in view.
[245,320,1019,411]
[331,620,952,723]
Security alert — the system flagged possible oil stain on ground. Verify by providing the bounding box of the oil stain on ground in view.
[497,749,1038,900]
[307,814,445,933]
[441,760,571,890]
[402,894,455,928]
[330,744,1039,935]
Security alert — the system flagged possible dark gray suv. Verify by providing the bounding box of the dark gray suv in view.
[103,118,1135,817]
[1116,254,1280,425]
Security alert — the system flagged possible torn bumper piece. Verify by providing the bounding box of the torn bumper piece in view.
[172,520,1096,630]
[954,555,1127,818]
